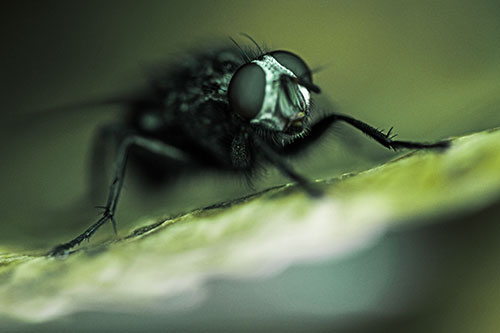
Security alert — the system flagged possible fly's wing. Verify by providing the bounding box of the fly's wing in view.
[11,85,155,128]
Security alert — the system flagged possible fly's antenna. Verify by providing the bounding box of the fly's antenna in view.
[229,36,251,63]
[295,65,325,94]
[293,70,322,94]
[297,77,321,93]
[308,65,326,76]
[240,33,264,55]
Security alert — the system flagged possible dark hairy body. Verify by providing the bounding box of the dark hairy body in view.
[49,43,448,257]
[125,47,259,178]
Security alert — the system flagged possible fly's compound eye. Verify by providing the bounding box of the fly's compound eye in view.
[269,51,311,83]
[228,63,266,120]
[269,50,320,93]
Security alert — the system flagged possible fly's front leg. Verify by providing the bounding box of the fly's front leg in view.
[255,137,322,198]
[329,114,449,150]
[271,113,449,197]
[49,135,191,257]
[283,113,449,155]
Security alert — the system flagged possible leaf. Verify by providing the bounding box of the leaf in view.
[1,127,500,323]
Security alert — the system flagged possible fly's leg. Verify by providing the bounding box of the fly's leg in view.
[283,113,449,155]
[330,114,449,150]
[48,135,191,257]
[89,124,125,203]
[255,136,323,198]
[272,113,449,197]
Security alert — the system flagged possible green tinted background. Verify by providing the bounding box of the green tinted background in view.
[1,0,500,330]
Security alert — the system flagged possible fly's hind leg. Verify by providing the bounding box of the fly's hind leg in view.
[49,134,192,257]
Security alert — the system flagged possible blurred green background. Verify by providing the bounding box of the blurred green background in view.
[1,0,500,331]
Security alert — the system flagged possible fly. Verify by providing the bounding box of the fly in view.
[48,36,449,257]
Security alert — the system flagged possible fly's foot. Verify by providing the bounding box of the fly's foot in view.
[48,242,78,258]
[389,138,451,151]
[429,139,451,150]
[47,209,116,258]
[306,185,324,198]
[378,126,450,151]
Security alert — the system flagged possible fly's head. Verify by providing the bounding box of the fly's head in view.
[228,50,320,137]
